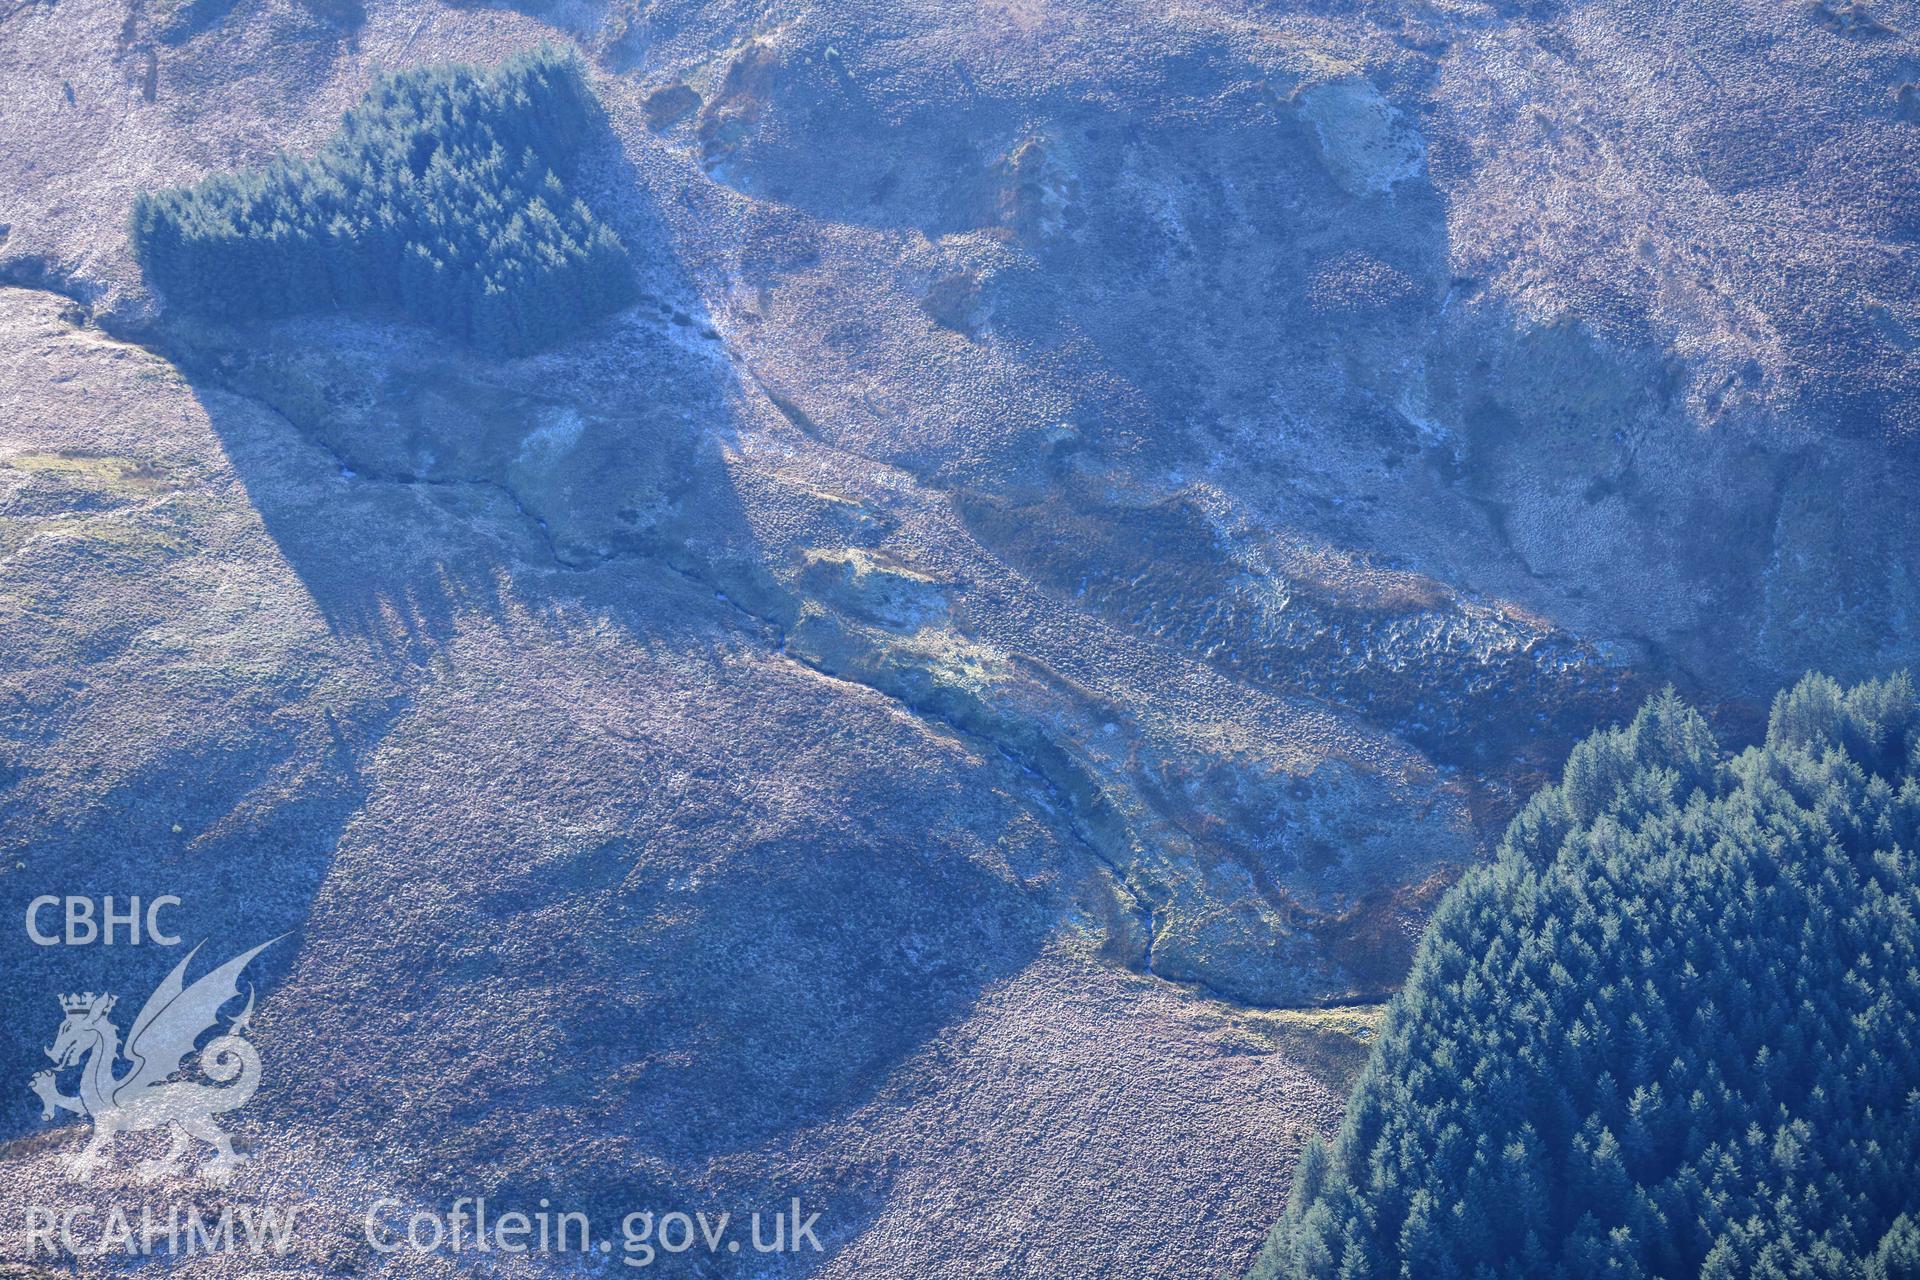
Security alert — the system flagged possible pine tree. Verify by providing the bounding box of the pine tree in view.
[1247,675,1920,1280]
[128,44,635,355]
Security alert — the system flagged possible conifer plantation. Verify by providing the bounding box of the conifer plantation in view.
[130,47,633,355]
[1254,675,1920,1280]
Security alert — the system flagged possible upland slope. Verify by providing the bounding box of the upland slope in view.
[0,0,1917,1275]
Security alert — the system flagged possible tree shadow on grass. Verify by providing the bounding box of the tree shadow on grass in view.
[154,148,1053,1270]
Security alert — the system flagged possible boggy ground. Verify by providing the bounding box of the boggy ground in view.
[1,0,1918,1274]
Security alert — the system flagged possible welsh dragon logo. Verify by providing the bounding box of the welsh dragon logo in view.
[28,937,279,1183]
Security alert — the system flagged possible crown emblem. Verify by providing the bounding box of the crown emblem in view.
[59,992,114,1016]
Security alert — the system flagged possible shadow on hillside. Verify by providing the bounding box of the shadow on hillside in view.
[169,138,1051,1269]
[0,692,390,1147]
